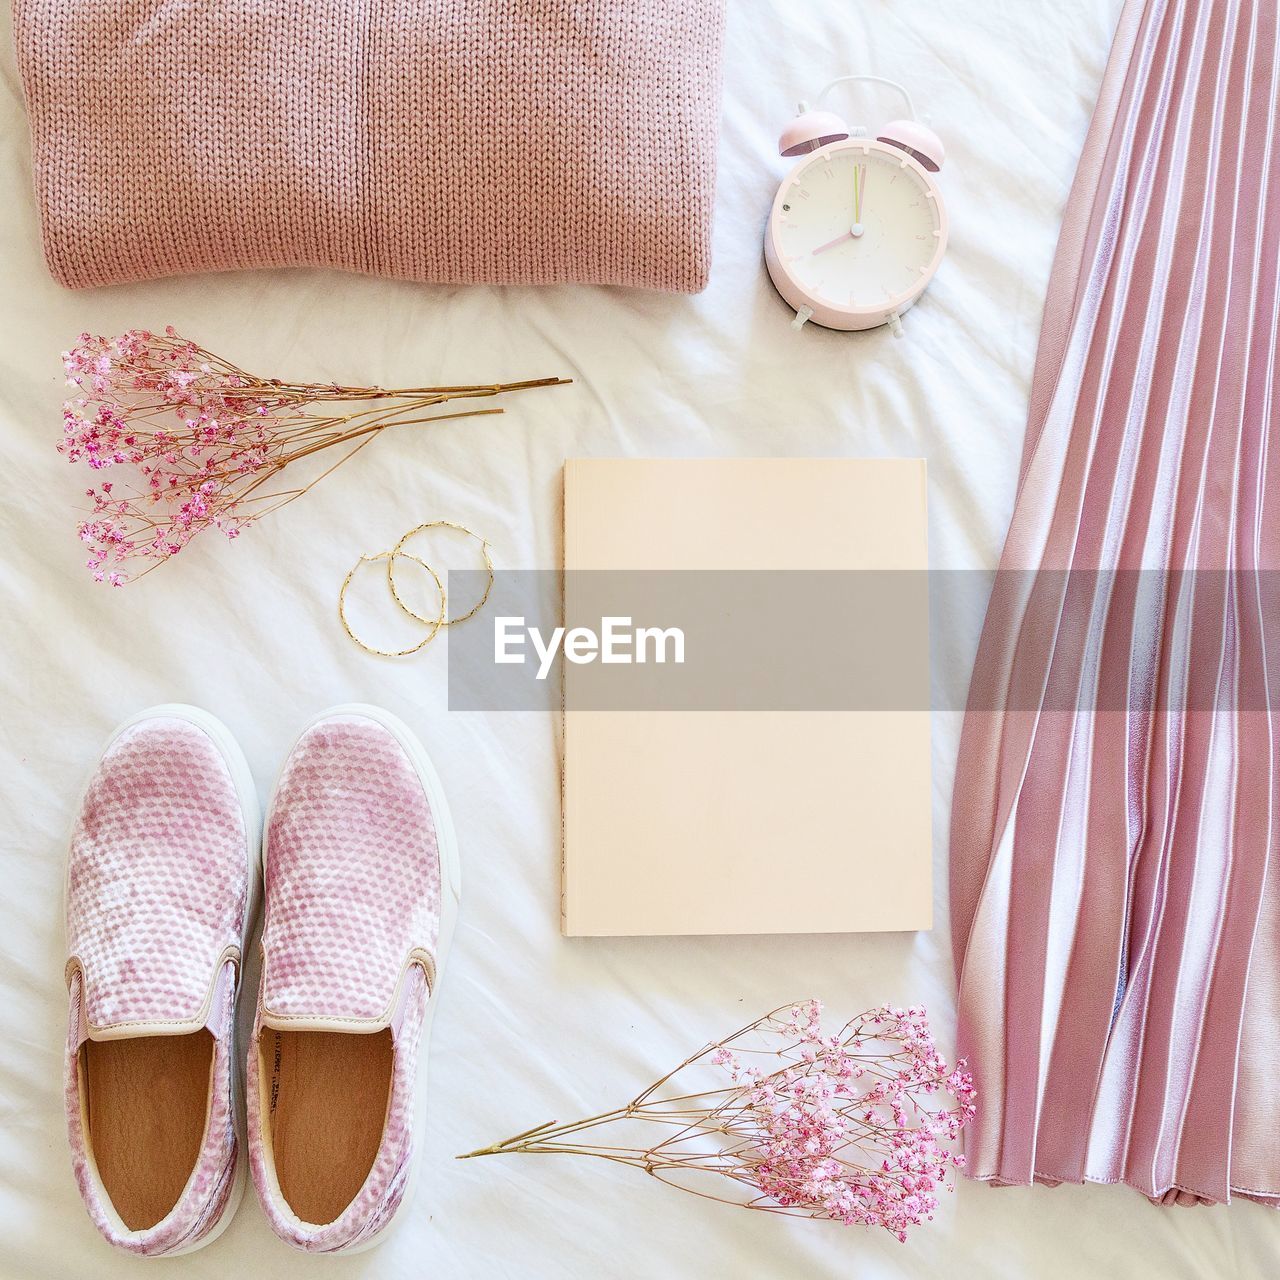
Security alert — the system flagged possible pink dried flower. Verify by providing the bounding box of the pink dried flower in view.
[58,328,566,583]
[461,1001,977,1242]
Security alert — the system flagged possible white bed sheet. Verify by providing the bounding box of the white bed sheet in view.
[2,1,1275,1276]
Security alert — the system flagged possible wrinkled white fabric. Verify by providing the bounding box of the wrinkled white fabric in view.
[4,0,1274,1275]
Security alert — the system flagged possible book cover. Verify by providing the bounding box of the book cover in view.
[562,457,931,936]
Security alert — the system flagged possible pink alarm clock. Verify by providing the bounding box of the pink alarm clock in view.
[764,75,948,337]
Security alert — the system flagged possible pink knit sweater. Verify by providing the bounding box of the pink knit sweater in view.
[14,1,724,291]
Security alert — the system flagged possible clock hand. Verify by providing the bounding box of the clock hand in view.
[811,231,854,256]
[852,163,866,237]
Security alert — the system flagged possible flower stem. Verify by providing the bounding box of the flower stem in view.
[457,1120,560,1159]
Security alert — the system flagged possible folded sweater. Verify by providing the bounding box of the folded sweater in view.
[13,0,724,291]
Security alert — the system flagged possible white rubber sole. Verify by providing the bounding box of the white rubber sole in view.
[64,703,262,1257]
[260,704,460,1254]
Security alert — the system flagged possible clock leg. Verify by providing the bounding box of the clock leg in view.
[887,311,904,339]
[791,305,815,331]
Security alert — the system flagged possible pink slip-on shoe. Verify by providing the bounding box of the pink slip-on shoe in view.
[64,706,260,1256]
[247,705,460,1253]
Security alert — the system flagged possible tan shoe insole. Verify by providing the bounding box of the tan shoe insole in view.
[263,1029,393,1226]
[82,1031,214,1231]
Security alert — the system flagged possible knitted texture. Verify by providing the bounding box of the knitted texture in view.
[67,716,249,1031]
[258,714,442,1022]
[13,0,726,291]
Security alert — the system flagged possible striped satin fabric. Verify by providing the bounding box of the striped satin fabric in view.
[951,0,1280,1205]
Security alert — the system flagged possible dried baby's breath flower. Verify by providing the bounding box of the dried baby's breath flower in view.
[60,327,566,584]
[461,1001,977,1242]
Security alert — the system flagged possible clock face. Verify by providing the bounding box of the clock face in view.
[772,141,944,313]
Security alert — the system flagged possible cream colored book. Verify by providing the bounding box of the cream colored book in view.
[562,457,931,937]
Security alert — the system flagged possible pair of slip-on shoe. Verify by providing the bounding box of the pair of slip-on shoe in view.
[62,704,459,1256]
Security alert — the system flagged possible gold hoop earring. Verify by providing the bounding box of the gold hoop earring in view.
[388,520,494,627]
[340,551,445,657]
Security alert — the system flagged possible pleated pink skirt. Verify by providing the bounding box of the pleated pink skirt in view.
[951,0,1280,1206]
